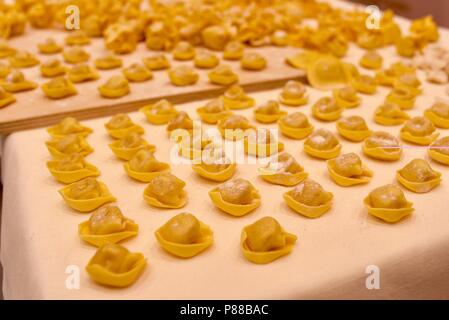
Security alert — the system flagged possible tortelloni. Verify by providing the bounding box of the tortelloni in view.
[312,97,343,121]
[178,136,213,160]
[0,87,15,108]
[194,50,219,69]
[63,46,90,64]
[374,103,410,126]
[278,112,314,140]
[397,159,441,193]
[359,51,383,70]
[196,98,231,124]
[284,179,333,218]
[42,77,78,99]
[278,80,308,106]
[0,70,37,93]
[47,153,100,184]
[424,102,449,129]
[59,177,116,212]
[105,114,144,139]
[254,100,287,124]
[333,86,361,109]
[166,112,194,139]
[375,62,415,87]
[223,41,244,60]
[241,217,297,264]
[304,129,341,160]
[385,87,417,110]
[67,63,99,83]
[125,149,170,182]
[47,117,92,138]
[109,131,154,161]
[364,184,414,223]
[209,178,261,217]
[140,99,178,125]
[122,63,153,82]
[327,153,373,187]
[400,116,439,145]
[208,65,239,86]
[350,74,377,95]
[428,136,449,165]
[65,30,91,46]
[394,73,421,96]
[98,75,130,99]
[143,173,187,209]
[222,85,255,110]
[142,54,170,71]
[46,134,93,158]
[0,40,17,58]
[244,128,284,157]
[155,213,213,258]
[363,131,402,161]
[168,66,199,86]
[172,41,196,61]
[38,38,62,54]
[40,59,66,77]
[217,114,254,141]
[95,53,123,70]
[192,148,236,182]
[86,243,146,287]
[241,52,266,71]
[9,50,40,68]
[307,56,348,90]
[259,152,308,186]
[336,116,371,142]
[79,206,138,247]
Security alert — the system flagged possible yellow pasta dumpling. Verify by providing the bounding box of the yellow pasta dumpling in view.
[194,50,219,69]
[140,99,178,125]
[59,177,116,212]
[336,116,371,142]
[396,36,417,58]
[400,116,439,145]
[143,173,187,209]
[244,128,284,157]
[95,53,123,70]
[38,38,62,54]
[192,148,236,182]
[0,40,17,58]
[259,152,307,186]
[307,55,348,90]
[394,73,421,95]
[209,178,260,216]
[63,46,90,64]
[125,149,170,182]
[208,64,238,86]
[65,30,91,46]
[385,87,417,110]
[364,184,413,222]
[79,206,138,247]
[172,41,196,61]
[40,59,66,78]
[109,131,154,161]
[333,86,360,109]
[278,112,313,140]
[168,65,199,86]
[0,87,15,108]
[424,102,449,129]
[67,63,99,83]
[271,30,289,47]
[304,129,341,159]
[350,74,377,95]
[428,136,449,165]
[142,54,170,71]
[9,50,40,68]
[47,117,92,138]
[86,243,146,287]
[166,111,194,137]
[202,25,230,50]
[223,41,244,60]
[222,85,255,110]
[197,98,231,124]
[46,134,93,158]
[178,135,213,160]
[285,50,323,70]
[410,16,439,43]
[312,96,343,121]
[397,159,441,193]
[241,216,297,264]
[363,131,402,161]
[122,63,153,82]
[374,103,410,126]
[47,153,99,184]
[278,80,308,106]
[254,100,287,123]
[359,51,383,70]
[241,52,266,71]
[1,70,37,93]
[284,179,333,218]
[105,113,144,139]
[217,114,254,141]
[155,213,213,258]
[327,153,373,186]
[42,77,77,99]
[98,75,130,98]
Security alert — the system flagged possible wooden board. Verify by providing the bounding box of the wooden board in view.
[0,29,306,133]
